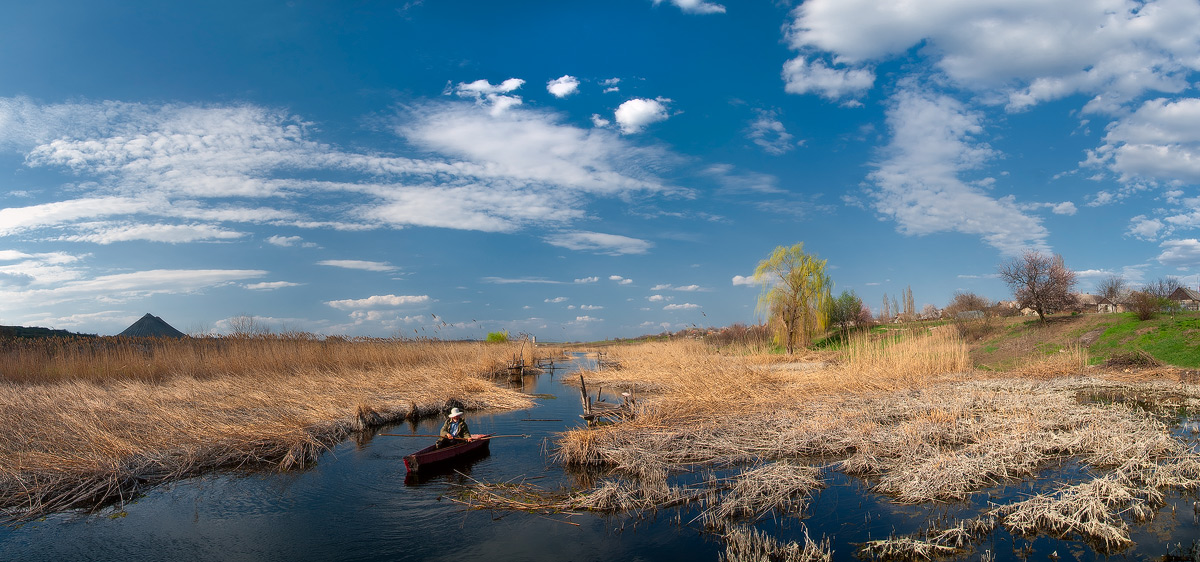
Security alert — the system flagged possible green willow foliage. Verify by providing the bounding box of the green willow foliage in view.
[753,243,832,354]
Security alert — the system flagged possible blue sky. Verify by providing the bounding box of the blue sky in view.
[3,0,1200,340]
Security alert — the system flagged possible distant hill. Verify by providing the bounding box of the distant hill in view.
[119,313,187,338]
[0,325,94,339]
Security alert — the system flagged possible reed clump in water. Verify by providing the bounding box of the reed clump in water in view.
[720,525,832,562]
[553,335,1200,550]
[0,337,536,520]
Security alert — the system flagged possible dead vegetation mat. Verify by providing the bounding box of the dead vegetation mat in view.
[458,340,1200,557]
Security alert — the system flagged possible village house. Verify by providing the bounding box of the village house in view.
[1169,287,1200,311]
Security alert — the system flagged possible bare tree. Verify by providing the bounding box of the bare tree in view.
[880,293,892,322]
[1144,276,1182,299]
[1095,274,1128,307]
[997,250,1077,324]
[903,286,915,320]
[943,291,992,318]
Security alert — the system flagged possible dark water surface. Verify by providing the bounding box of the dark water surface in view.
[4,356,1200,561]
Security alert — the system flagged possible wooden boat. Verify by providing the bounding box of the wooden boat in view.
[403,434,492,473]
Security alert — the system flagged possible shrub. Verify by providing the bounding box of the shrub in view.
[486,330,510,343]
[1128,292,1160,321]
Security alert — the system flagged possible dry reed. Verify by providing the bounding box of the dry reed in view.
[0,338,537,520]
[720,525,832,562]
[550,336,1200,550]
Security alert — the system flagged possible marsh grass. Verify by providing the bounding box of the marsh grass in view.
[0,337,536,520]
[546,336,1200,554]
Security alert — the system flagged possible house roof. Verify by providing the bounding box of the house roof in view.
[1169,287,1200,301]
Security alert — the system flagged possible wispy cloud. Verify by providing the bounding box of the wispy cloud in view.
[545,231,653,255]
[317,259,398,272]
[326,294,430,310]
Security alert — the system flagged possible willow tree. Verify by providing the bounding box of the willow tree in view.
[754,243,832,354]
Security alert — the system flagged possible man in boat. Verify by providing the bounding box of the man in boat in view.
[436,407,472,448]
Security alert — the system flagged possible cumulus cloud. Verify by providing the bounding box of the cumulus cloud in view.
[784,0,1200,110]
[1086,98,1200,186]
[544,231,653,255]
[317,259,398,272]
[614,98,671,134]
[653,0,725,14]
[546,75,580,98]
[664,302,700,310]
[574,276,599,283]
[609,275,634,285]
[453,78,525,115]
[545,296,568,303]
[731,275,760,286]
[326,294,430,310]
[867,87,1048,255]
[1157,238,1200,267]
[267,235,304,247]
[782,56,875,100]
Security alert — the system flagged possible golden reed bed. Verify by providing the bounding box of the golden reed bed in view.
[464,331,1200,558]
[0,336,539,520]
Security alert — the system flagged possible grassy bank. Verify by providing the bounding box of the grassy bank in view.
[460,332,1200,558]
[0,337,539,520]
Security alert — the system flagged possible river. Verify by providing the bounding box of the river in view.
[3,355,1200,561]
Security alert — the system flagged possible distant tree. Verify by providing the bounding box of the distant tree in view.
[1096,274,1129,307]
[1144,276,1182,300]
[827,290,864,336]
[921,303,940,319]
[943,291,992,318]
[227,314,271,337]
[880,293,892,322]
[486,330,510,343]
[892,295,900,321]
[997,250,1077,324]
[1128,291,1160,321]
[754,243,832,354]
[903,286,915,320]
[856,303,876,329]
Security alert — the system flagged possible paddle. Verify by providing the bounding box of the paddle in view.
[377,433,530,438]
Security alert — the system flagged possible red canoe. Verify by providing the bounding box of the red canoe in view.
[403,435,492,473]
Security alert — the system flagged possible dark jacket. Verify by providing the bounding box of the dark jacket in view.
[439,417,471,440]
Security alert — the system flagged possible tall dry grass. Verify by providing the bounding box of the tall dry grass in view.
[0,337,537,520]
[550,335,1200,550]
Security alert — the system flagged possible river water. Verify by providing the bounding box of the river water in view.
[3,356,1200,561]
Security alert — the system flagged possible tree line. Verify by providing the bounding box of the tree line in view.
[754,244,1194,354]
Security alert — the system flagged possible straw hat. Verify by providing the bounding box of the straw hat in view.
[448,407,464,418]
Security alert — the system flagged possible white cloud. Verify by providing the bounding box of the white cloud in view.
[651,283,702,291]
[784,0,1200,110]
[647,294,671,302]
[1050,202,1077,215]
[579,304,603,310]
[614,98,671,134]
[1086,98,1200,186]
[326,294,430,310]
[481,276,563,284]
[573,315,602,323]
[546,75,580,98]
[664,302,700,310]
[60,223,246,244]
[545,297,568,303]
[454,78,525,116]
[267,235,304,247]
[867,87,1048,255]
[574,276,599,283]
[731,275,760,286]
[1157,238,1200,267]
[590,114,611,127]
[747,110,797,155]
[609,275,634,285]
[782,56,875,100]
[0,268,267,311]
[317,259,398,272]
[653,0,725,14]
[245,281,301,290]
[544,231,653,255]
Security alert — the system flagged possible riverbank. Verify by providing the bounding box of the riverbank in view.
[471,334,1200,558]
[0,337,540,520]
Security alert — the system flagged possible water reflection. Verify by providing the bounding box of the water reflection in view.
[4,355,1200,561]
